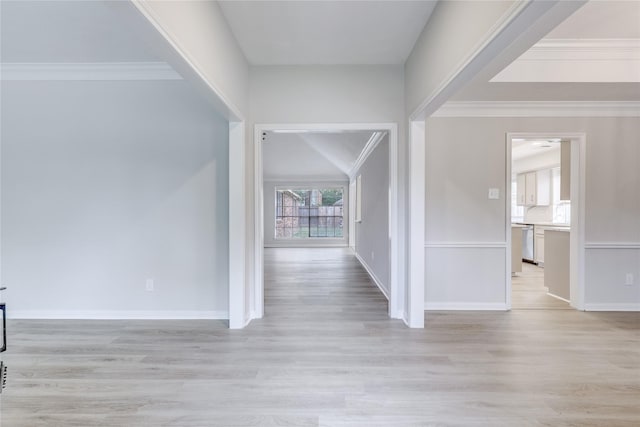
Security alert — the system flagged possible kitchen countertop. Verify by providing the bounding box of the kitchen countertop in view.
[512,222,570,230]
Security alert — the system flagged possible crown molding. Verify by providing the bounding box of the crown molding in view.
[0,62,182,81]
[491,38,640,83]
[348,131,386,180]
[433,101,640,118]
[524,38,640,61]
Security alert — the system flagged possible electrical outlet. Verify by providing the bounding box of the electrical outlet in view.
[488,188,500,200]
[371,251,375,260]
[145,279,154,292]
[625,273,634,286]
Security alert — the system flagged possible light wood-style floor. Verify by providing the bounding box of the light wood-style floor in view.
[2,248,639,426]
[512,262,571,310]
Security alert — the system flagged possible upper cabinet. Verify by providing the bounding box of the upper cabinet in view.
[517,169,551,206]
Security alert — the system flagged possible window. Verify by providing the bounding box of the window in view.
[552,168,571,224]
[511,175,524,222]
[275,188,344,239]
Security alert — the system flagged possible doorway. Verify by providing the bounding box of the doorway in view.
[253,123,402,322]
[506,133,586,310]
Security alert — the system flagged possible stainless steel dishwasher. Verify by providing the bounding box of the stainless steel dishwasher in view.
[521,225,535,263]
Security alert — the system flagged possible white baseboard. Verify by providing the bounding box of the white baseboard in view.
[401,310,409,327]
[8,310,229,320]
[354,252,389,300]
[424,302,508,311]
[583,304,640,312]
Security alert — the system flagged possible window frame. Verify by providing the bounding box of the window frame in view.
[274,185,346,240]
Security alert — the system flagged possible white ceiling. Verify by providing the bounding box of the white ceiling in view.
[451,0,640,102]
[262,131,374,180]
[0,1,160,63]
[545,1,640,39]
[512,139,561,162]
[217,1,437,65]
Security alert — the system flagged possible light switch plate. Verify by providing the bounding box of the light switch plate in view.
[488,188,500,199]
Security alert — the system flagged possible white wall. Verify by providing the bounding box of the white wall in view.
[354,137,390,295]
[250,65,404,124]
[1,80,230,318]
[424,116,640,310]
[263,181,349,248]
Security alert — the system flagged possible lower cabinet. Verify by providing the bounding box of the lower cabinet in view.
[534,227,545,265]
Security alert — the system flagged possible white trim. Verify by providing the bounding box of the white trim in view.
[424,303,508,311]
[528,39,640,60]
[254,123,401,324]
[354,252,389,300]
[388,123,400,320]
[434,101,640,118]
[254,127,265,320]
[491,38,640,83]
[408,120,425,327]
[8,310,228,320]
[348,131,386,180]
[584,304,640,312]
[425,242,507,248]
[0,62,182,81]
[571,134,587,311]
[229,122,247,329]
[505,135,513,311]
[585,243,640,249]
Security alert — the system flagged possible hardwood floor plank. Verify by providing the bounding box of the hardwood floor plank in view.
[1,248,638,426]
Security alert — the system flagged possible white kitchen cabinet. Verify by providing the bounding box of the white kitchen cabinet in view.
[525,172,537,206]
[517,169,551,206]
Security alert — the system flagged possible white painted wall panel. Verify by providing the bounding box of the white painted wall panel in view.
[585,249,640,310]
[2,80,229,317]
[425,247,506,308]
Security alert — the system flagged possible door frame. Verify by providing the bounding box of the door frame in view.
[253,123,402,321]
[505,132,586,310]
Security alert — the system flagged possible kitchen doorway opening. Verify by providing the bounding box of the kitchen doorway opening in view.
[506,133,586,311]
[253,123,402,323]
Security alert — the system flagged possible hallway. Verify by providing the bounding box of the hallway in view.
[262,248,389,323]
